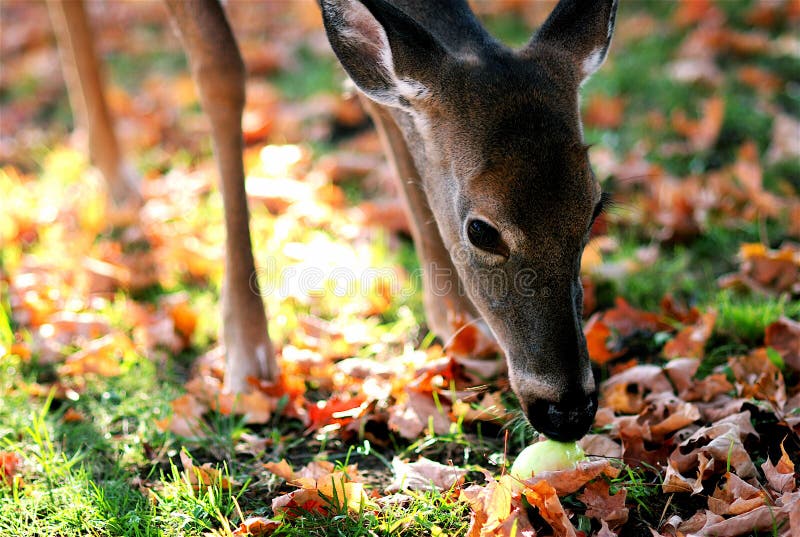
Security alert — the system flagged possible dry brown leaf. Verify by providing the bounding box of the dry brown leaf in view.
[719,242,800,296]
[462,475,514,537]
[305,395,368,434]
[447,313,501,358]
[640,393,701,441]
[578,479,629,528]
[673,0,723,27]
[663,310,716,359]
[585,315,623,365]
[671,97,725,152]
[663,357,700,394]
[58,333,132,377]
[388,388,451,439]
[271,469,367,517]
[521,458,619,496]
[386,457,468,493]
[708,472,766,516]
[156,393,206,437]
[761,441,796,494]
[666,412,759,488]
[180,450,233,490]
[737,65,783,94]
[521,479,577,537]
[579,435,622,459]
[233,516,281,536]
[765,317,800,372]
[264,459,295,482]
[601,365,673,414]
[729,349,787,410]
[586,298,672,364]
[584,94,625,129]
[62,408,85,423]
[695,491,799,537]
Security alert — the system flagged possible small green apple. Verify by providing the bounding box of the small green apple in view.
[509,440,586,478]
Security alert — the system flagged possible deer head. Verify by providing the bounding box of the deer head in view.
[321,0,618,441]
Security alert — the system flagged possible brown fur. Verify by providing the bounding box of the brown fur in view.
[323,0,618,440]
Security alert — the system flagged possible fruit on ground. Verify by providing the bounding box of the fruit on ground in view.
[509,440,586,478]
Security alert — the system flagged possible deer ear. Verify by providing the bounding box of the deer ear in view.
[321,0,446,108]
[530,0,618,82]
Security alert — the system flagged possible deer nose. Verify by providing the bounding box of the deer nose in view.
[526,391,598,442]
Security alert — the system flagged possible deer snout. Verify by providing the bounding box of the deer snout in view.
[524,390,598,442]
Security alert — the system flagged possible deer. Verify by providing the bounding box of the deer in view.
[48,0,618,443]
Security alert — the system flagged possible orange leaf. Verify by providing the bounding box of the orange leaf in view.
[233,516,280,536]
[671,97,725,151]
[462,475,513,536]
[584,94,625,129]
[521,480,577,537]
[62,408,85,423]
[305,395,367,433]
[584,315,622,365]
[0,452,20,487]
[168,300,198,341]
[180,450,233,490]
[765,317,800,372]
[577,480,629,528]
[264,460,296,482]
[663,310,716,359]
[58,333,132,377]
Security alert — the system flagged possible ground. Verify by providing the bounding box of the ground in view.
[1,1,799,536]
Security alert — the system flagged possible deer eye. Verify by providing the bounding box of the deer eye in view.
[467,219,508,256]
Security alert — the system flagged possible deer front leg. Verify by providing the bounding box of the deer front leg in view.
[47,0,140,208]
[363,99,480,341]
[165,0,275,391]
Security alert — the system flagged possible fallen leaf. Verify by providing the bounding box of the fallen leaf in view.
[180,450,233,490]
[600,365,673,414]
[696,491,799,537]
[577,479,629,529]
[585,316,623,365]
[233,516,280,536]
[521,479,577,537]
[719,242,800,296]
[663,310,716,359]
[0,452,21,487]
[671,97,725,152]
[305,395,368,433]
[386,457,468,492]
[521,458,619,496]
[62,408,85,423]
[729,349,787,410]
[157,393,206,438]
[665,411,759,491]
[708,472,765,516]
[765,317,800,372]
[264,459,296,482]
[58,333,132,377]
[271,469,367,516]
[584,94,625,129]
[462,475,514,537]
[388,388,451,439]
[761,441,796,494]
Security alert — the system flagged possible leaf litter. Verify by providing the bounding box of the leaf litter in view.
[1,1,799,536]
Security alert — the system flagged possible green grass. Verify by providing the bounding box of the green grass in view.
[270,46,340,101]
[3,0,800,534]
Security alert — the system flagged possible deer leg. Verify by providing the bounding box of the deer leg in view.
[165,0,275,391]
[47,0,140,208]
[363,99,480,340]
